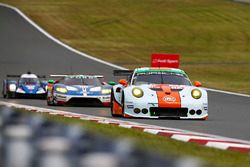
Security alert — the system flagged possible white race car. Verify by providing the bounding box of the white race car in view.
[111,67,208,120]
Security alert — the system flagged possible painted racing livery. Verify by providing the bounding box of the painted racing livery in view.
[2,72,47,98]
[111,67,208,119]
[47,75,113,106]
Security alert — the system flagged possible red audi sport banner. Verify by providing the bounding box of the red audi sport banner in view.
[151,53,180,68]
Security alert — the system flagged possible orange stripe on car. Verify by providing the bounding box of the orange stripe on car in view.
[157,85,181,108]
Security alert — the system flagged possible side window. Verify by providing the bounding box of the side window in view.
[116,87,121,93]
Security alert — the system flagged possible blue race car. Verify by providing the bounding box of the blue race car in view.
[2,72,47,98]
[47,75,114,106]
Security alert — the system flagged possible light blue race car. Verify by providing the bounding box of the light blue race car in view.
[46,75,115,106]
[2,72,47,98]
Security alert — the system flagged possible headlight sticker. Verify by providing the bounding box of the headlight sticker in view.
[132,88,144,98]
[191,89,202,99]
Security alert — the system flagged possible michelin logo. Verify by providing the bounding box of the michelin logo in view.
[163,96,176,102]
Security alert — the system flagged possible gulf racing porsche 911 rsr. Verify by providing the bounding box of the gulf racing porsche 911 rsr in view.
[2,73,47,98]
[47,75,113,106]
[111,67,208,120]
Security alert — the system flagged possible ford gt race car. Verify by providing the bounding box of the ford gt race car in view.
[2,72,47,98]
[111,67,208,120]
[47,75,113,106]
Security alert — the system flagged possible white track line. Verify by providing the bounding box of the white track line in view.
[0,3,127,71]
[205,88,250,98]
[0,3,249,97]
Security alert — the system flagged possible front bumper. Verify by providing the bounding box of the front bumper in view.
[123,101,208,119]
[54,93,111,106]
[15,92,46,98]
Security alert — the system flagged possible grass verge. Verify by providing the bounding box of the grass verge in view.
[0,0,250,94]
[9,107,250,167]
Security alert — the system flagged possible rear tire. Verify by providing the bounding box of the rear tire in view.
[47,98,55,106]
[121,92,125,117]
[6,92,15,99]
[47,95,55,106]
[2,81,7,98]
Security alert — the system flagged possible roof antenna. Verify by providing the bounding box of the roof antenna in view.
[27,71,31,74]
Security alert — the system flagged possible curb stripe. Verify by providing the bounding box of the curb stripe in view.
[1,101,250,154]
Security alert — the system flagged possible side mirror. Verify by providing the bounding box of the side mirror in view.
[108,81,116,86]
[194,81,202,87]
[48,80,54,84]
[119,79,128,86]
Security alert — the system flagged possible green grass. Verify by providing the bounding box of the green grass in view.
[1,0,250,93]
[10,108,249,167]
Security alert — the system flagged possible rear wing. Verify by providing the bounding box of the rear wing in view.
[49,75,104,78]
[37,75,46,79]
[6,75,21,78]
[6,74,46,79]
[113,70,134,76]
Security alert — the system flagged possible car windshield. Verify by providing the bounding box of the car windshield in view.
[19,78,40,85]
[132,72,192,86]
[63,78,102,86]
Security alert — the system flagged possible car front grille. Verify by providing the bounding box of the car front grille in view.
[67,97,103,106]
[149,107,188,117]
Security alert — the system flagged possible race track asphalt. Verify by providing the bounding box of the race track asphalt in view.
[0,5,250,141]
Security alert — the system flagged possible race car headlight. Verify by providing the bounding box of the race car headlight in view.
[9,84,16,92]
[16,88,25,93]
[101,89,111,94]
[56,87,68,94]
[191,89,202,99]
[132,88,144,98]
[90,87,101,92]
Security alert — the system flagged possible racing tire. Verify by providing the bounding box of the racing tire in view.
[2,90,6,98]
[121,92,125,117]
[111,90,119,117]
[47,96,55,106]
[6,92,15,99]
[47,100,55,106]
[2,81,7,98]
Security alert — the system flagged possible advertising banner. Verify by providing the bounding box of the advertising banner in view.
[151,53,180,68]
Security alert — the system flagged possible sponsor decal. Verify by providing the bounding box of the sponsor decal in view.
[56,95,66,99]
[163,96,176,102]
[170,85,184,90]
[127,105,134,109]
[152,59,178,64]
